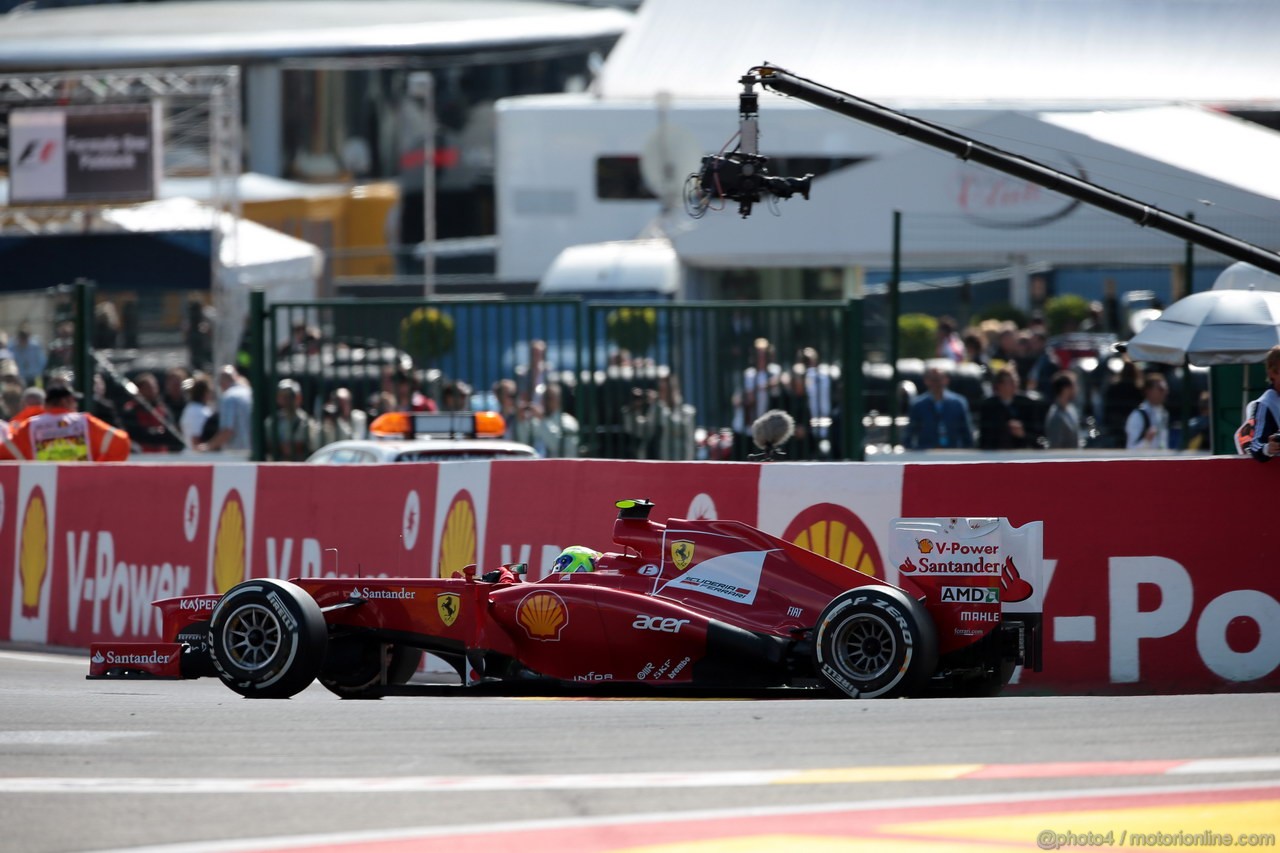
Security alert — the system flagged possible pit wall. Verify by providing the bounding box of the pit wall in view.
[2,457,1276,694]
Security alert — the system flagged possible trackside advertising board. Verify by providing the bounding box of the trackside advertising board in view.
[8,103,160,204]
[901,458,1280,692]
[0,458,1275,694]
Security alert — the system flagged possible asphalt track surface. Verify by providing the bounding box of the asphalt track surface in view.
[3,648,1279,853]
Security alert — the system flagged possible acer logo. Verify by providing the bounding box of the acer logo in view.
[632,614,689,634]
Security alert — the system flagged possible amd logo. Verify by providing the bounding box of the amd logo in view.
[632,614,690,634]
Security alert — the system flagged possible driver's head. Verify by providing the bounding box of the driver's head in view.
[552,546,602,574]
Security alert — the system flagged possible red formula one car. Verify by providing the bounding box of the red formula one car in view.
[88,499,1044,699]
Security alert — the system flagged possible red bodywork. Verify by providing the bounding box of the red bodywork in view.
[88,503,1032,690]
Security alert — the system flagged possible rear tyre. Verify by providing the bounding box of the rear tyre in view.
[320,639,422,699]
[813,587,938,698]
[209,579,328,699]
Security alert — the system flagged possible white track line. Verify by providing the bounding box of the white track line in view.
[0,649,88,666]
[6,756,1280,794]
[85,778,1280,853]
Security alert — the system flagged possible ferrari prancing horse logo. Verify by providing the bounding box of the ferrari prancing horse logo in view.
[671,539,695,572]
[437,592,460,627]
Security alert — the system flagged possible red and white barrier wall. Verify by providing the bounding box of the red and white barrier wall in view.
[2,458,1276,694]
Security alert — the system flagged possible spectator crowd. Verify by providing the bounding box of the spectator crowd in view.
[0,305,1211,463]
[902,312,1200,452]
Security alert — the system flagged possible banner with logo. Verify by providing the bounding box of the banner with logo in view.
[756,464,904,582]
[900,457,1280,692]
[8,103,160,205]
[485,461,762,579]
[0,466,21,643]
[253,465,438,585]
[49,466,212,646]
[0,458,1275,694]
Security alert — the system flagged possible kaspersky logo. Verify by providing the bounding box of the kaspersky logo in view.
[18,486,49,617]
[437,490,476,579]
[783,502,883,579]
[16,138,57,167]
[212,489,247,594]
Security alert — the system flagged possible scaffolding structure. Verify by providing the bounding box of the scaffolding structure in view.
[0,66,242,363]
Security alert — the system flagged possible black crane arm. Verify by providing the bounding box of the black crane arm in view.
[744,63,1280,276]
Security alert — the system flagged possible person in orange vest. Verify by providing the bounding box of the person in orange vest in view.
[0,384,130,462]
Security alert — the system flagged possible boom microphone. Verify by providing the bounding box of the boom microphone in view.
[750,409,795,460]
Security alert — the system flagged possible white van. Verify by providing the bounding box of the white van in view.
[536,238,680,301]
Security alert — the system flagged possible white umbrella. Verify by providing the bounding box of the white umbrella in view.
[1212,262,1280,293]
[1122,287,1280,366]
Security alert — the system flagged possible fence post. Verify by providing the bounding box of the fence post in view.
[888,210,902,448]
[1182,212,1195,450]
[581,300,597,456]
[249,288,267,461]
[72,278,95,410]
[843,297,865,461]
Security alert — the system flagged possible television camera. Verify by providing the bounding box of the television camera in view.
[686,75,813,219]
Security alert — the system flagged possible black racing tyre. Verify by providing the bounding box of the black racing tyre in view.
[813,586,938,699]
[319,639,422,699]
[209,579,328,699]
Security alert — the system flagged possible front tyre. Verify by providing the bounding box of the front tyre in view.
[209,579,327,699]
[814,587,937,699]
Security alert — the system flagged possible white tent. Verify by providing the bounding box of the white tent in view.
[599,0,1280,106]
[103,198,322,368]
[1213,262,1280,293]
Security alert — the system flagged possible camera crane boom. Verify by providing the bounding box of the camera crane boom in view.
[692,63,1280,277]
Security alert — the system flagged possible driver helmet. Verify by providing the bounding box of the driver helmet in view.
[552,545,602,573]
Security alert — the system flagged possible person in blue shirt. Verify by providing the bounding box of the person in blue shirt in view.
[1248,345,1280,462]
[905,367,974,449]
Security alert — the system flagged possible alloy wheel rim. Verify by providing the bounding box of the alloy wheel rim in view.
[222,603,283,671]
[833,612,897,681]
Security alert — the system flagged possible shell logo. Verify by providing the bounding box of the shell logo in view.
[917,538,935,554]
[212,489,247,594]
[438,491,476,579]
[783,502,883,579]
[18,487,48,617]
[517,591,568,641]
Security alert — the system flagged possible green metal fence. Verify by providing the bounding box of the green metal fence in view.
[251,295,866,462]
[0,279,94,408]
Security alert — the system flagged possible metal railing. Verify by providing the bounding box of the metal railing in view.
[251,294,866,462]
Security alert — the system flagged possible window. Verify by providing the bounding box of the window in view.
[596,156,655,200]
[595,155,865,201]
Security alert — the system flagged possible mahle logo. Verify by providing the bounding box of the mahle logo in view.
[19,486,49,617]
[212,489,247,594]
[438,491,476,579]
